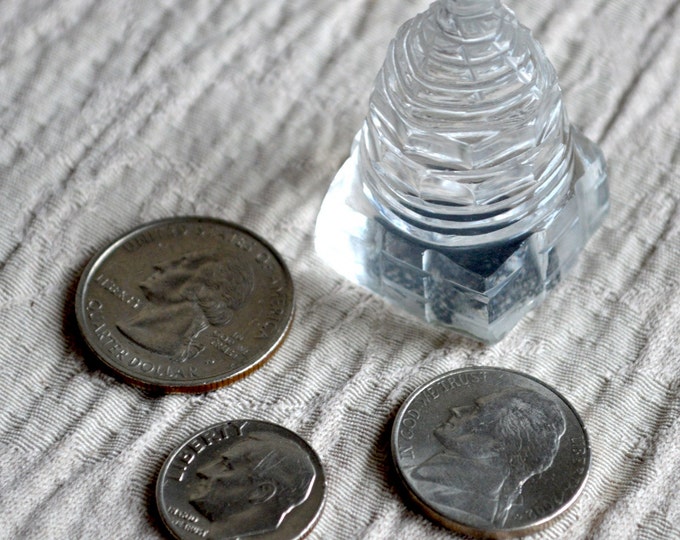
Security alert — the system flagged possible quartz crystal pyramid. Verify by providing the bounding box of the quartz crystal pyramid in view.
[315,0,609,343]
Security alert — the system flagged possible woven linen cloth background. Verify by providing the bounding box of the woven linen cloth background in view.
[1,0,679,538]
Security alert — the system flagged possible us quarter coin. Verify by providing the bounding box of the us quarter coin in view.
[75,217,294,392]
[156,420,326,540]
[391,367,590,538]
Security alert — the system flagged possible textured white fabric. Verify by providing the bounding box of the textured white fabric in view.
[1,0,679,538]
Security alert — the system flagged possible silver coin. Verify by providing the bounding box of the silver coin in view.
[391,367,590,538]
[75,217,294,392]
[156,420,326,540]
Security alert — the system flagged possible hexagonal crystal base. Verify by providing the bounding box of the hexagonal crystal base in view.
[315,129,608,343]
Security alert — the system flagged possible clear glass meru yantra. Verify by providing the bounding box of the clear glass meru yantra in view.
[315,0,609,343]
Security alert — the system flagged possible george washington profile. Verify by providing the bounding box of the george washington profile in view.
[117,251,254,362]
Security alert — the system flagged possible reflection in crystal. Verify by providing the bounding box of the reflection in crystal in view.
[315,0,609,342]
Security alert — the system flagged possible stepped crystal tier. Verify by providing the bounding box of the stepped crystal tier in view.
[315,0,609,343]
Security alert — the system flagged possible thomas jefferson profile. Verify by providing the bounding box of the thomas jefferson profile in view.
[412,387,566,528]
[188,433,316,539]
[117,252,254,363]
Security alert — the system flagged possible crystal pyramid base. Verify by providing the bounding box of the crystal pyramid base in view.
[315,129,608,343]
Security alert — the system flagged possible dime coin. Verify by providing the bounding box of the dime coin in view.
[75,217,294,392]
[391,367,590,539]
[156,420,326,540]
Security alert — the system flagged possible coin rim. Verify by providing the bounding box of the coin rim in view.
[391,366,591,539]
[155,419,326,540]
[75,216,295,393]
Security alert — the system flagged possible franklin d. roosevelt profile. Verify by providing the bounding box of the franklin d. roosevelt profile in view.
[187,432,316,539]
[412,387,566,528]
[117,251,254,363]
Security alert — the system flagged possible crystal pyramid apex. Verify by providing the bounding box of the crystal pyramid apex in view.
[441,0,501,17]
[359,0,571,232]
